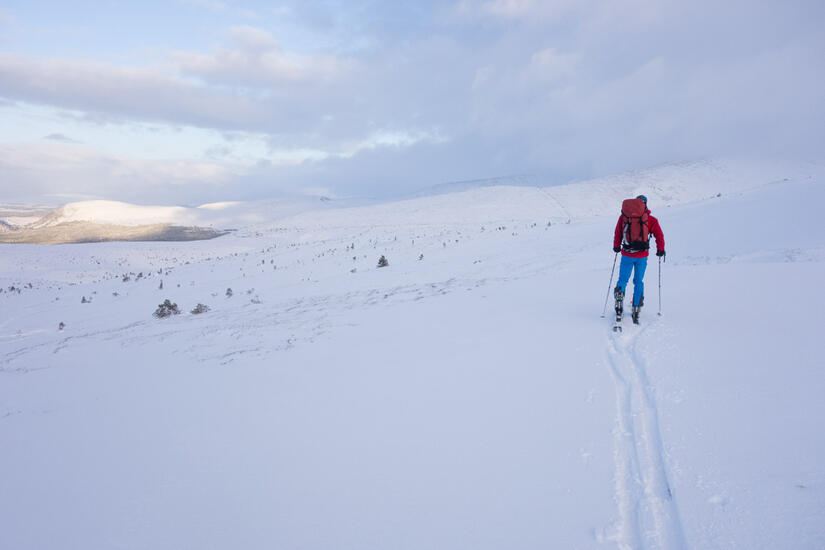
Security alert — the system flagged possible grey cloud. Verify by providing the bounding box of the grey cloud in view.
[43,133,80,144]
[0,51,375,149]
[228,25,281,52]
[0,53,262,128]
[170,40,358,88]
[0,142,235,204]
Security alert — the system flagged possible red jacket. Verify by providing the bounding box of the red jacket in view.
[613,210,665,258]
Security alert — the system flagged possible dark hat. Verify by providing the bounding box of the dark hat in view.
[636,194,648,205]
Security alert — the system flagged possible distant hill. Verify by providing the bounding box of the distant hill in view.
[272,158,821,230]
[0,196,345,245]
[0,222,227,245]
[1,158,819,244]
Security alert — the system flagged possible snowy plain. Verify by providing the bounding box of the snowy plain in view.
[1,160,824,549]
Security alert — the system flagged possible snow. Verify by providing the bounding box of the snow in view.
[23,195,348,230]
[1,159,824,549]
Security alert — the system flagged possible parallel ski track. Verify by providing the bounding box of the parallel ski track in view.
[606,321,687,550]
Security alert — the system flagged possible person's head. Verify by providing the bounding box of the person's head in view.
[636,194,648,205]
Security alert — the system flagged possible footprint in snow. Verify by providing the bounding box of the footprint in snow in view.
[708,494,730,507]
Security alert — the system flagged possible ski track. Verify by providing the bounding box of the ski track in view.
[606,321,687,550]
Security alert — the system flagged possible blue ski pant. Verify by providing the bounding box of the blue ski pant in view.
[617,255,647,307]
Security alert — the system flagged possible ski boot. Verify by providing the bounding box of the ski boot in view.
[613,286,624,331]
[631,296,644,324]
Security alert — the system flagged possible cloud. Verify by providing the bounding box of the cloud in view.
[170,27,357,88]
[455,0,587,22]
[0,24,389,156]
[0,53,262,128]
[0,142,236,204]
[179,0,259,19]
[1,2,824,204]
[228,25,281,52]
[43,133,80,144]
[0,46,368,149]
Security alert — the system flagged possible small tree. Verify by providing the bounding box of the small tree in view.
[226,287,233,298]
[377,255,389,268]
[154,299,181,318]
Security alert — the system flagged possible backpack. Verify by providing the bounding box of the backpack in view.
[621,198,650,252]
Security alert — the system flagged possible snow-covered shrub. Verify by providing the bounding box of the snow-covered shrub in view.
[226,287,233,297]
[377,255,389,268]
[154,299,181,318]
[191,303,210,314]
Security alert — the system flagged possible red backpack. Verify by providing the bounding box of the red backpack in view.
[621,198,650,252]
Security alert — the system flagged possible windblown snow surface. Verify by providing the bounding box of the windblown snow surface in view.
[1,160,824,549]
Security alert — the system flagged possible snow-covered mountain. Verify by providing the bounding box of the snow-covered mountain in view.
[0,195,355,244]
[26,195,345,230]
[0,203,54,227]
[1,159,824,549]
[27,200,196,228]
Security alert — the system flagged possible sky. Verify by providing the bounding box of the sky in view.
[0,0,823,205]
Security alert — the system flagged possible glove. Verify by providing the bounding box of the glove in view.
[613,246,621,253]
[656,249,666,257]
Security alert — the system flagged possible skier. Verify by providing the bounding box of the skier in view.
[613,195,665,324]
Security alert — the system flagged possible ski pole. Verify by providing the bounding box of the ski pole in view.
[657,255,662,316]
[601,252,619,318]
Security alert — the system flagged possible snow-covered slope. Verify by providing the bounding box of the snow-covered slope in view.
[0,203,54,227]
[28,200,195,228]
[16,158,815,234]
[395,158,812,221]
[26,195,344,230]
[1,160,824,549]
[257,158,821,231]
